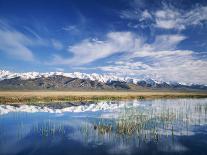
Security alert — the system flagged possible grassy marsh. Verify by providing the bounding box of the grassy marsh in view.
[0,91,207,104]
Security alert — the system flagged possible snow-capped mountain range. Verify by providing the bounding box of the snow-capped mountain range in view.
[0,70,206,88]
[0,70,151,84]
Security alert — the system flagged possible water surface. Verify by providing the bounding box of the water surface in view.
[0,99,207,155]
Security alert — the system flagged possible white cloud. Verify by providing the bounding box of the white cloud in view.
[99,47,207,85]
[51,32,138,65]
[84,33,207,84]
[50,30,207,84]
[140,10,152,21]
[120,10,139,20]
[114,3,207,84]
[152,34,186,50]
[0,28,35,61]
[185,6,207,25]
[0,20,48,62]
[154,6,207,30]
[121,34,187,60]
[99,52,207,85]
[120,4,207,31]
[50,32,186,65]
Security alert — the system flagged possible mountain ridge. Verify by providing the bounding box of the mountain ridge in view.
[1,70,206,86]
[0,70,206,91]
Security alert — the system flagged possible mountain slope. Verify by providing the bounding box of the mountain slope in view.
[0,75,206,91]
[0,70,207,91]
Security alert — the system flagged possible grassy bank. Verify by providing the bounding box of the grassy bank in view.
[0,91,207,104]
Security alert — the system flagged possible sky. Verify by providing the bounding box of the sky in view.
[0,0,207,84]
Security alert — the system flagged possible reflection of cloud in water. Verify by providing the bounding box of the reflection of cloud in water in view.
[65,99,207,153]
[0,119,35,154]
[0,99,207,154]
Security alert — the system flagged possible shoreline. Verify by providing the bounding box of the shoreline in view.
[0,91,207,104]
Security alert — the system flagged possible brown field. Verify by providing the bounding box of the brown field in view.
[0,91,207,104]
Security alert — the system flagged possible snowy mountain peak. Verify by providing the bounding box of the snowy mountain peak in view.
[0,70,132,83]
[0,70,205,87]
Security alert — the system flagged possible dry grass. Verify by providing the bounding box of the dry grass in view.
[0,91,206,104]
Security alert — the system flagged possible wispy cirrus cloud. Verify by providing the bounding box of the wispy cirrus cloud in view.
[120,3,207,31]
[0,27,34,61]
[99,49,207,85]
[112,2,207,84]
[50,32,187,66]
[51,32,137,65]
[154,6,207,30]
[48,1,207,84]
[0,20,65,62]
[0,20,46,61]
[52,29,207,84]
[98,34,207,84]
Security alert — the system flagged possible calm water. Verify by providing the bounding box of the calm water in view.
[0,99,207,155]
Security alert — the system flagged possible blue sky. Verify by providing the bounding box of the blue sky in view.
[0,0,207,84]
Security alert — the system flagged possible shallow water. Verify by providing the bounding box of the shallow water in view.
[0,99,207,155]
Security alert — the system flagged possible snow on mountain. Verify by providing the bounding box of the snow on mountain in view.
[0,70,140,84]
[0,70,203,86]
[0,70,186,85]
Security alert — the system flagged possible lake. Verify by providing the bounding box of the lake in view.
[0,98,207,155]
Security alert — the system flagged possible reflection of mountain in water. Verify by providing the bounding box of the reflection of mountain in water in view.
[0,99,207,154]
[73,99,207,152]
